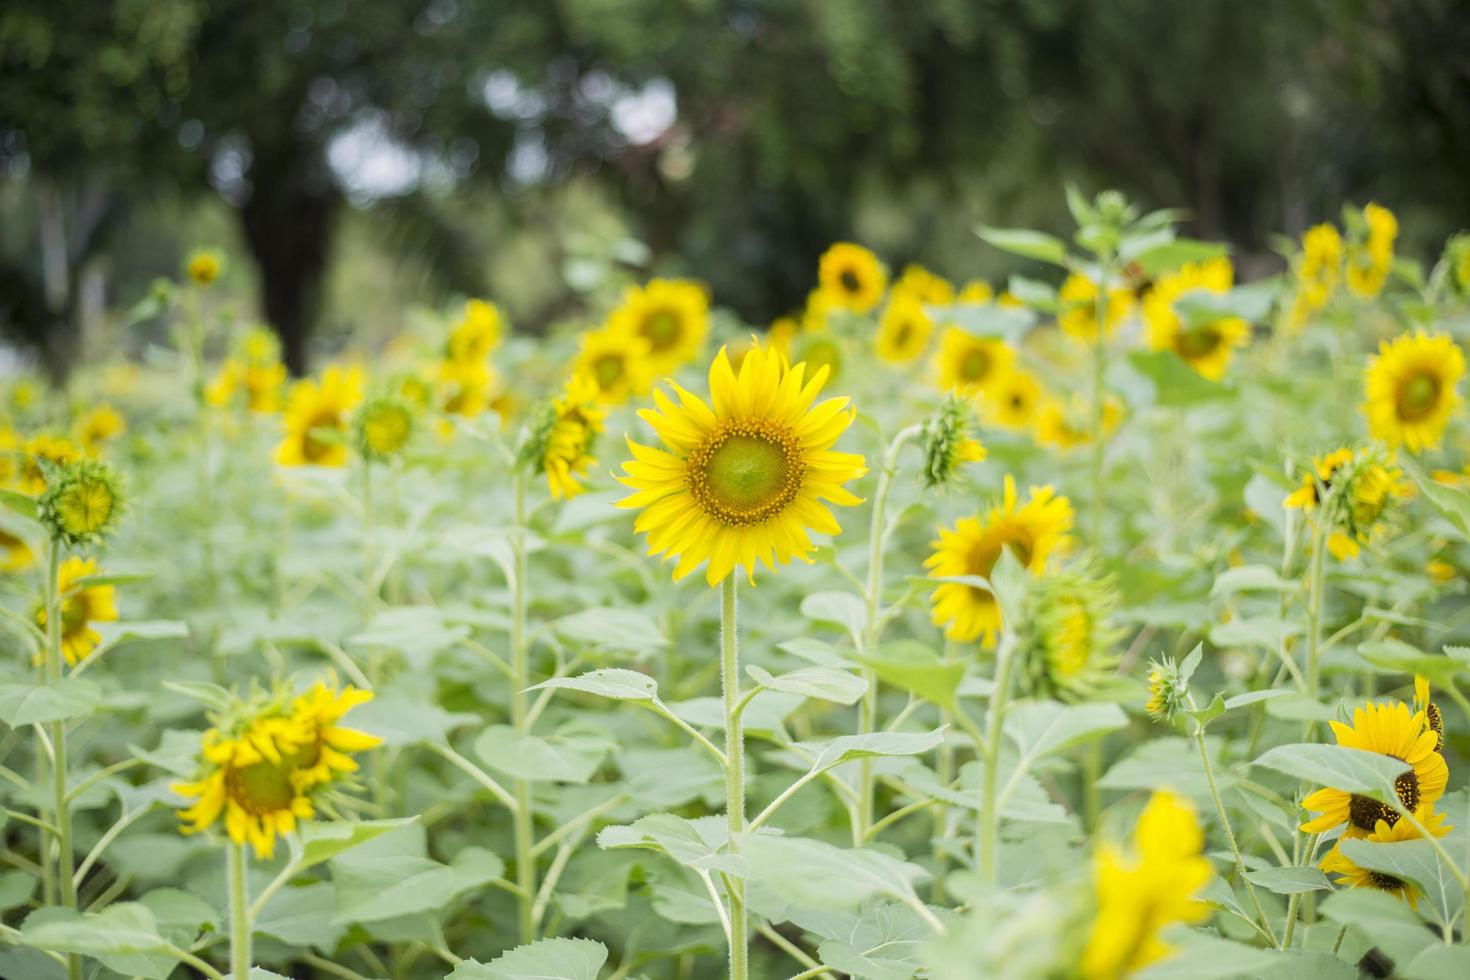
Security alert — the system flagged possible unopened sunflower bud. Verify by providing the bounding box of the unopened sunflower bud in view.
[39,459,123,547]
[920,394,985,489]
[1144,656,1188,722]
[353,395,416,462]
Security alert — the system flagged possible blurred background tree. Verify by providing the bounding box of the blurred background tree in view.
[2,0,1467,375]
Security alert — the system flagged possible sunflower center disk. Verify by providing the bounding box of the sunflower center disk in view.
[965,531,1034,595]
[1177,325,1222,360]
[839,268,862,294]
[230,760,298,814]
[1367,870,1408,891]
[644,311,680,348]
[1397,373,1440,420]
[688,422,804,526]
[594,355,625,387]
[961,351,990,381]
[1346,768,1419,831]
[304,411,343,462]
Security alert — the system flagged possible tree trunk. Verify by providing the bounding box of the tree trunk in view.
[237,154,337,375]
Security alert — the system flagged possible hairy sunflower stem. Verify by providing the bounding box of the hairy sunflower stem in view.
[227,843,251,980]
[720,576,749,980]
[1088,257,1114,549]
[1302,508,1330,741]
[44,541,80,980]
[978,631,1016,882]
[510,468,537,943]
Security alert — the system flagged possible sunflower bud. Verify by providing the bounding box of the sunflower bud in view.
[1144,656,1188,722]
[352,395,416,462]
[920,394,986,489]
[39,459,124,546]
[1016,562,1121,702]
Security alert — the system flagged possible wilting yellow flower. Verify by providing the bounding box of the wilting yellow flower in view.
[573,325,654,405]
[875,292,934,364]
[75,404,125,455]
[1301,699,1448,837]
[608,279,710,374]
[1145,258,1250,379]
[1080,789,1211,979]
[985,370,1043,431]
[817,243,887,314]
[274,365,365,468]
[185,249,222,287]
[17,434,82,496]
[533,373,607,500]
[934,328,1014,397]
[173,680,379,859]
[894,264,955,306]
[35,556,118,665]
[1363,331,1464,452]
[1320,805,1450,908]
[1058,273,1133,343]
[1346,203,1397,298]
[925,476,1073,644]
[447,299,503,363]
[617,343,866,585]
[1035,394,1124,450]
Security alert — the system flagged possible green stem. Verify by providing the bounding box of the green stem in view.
[228,843,251,980]
[511,469,537,943]
[1303,514,1329,740]
[720,576,748,980]
[978,633,1015,881]
[1088,264,1112,548]
[44,541,80,980]
[362,458,376,608]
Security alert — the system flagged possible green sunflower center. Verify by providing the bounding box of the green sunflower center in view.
[304,410,344,463]
[1177,325,1223,360]
[228,760,297,814]
[58,480,115,536]
[643,310,681,349]
[961,350,990,381]
[594,355,625,389]
[61,596,89,637]
[1347,768,1419,831]
[687,420,805,526]
[1397,373,1440,421]
[364,406,411,454]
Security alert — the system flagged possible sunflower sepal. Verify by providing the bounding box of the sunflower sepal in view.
[38,459,124,547]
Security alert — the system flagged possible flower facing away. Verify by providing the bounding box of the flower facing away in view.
[1035,394,1124,450]
[1319,805,1451,907]
[446,299,503,364]
[935,328,1015,397]
[185,249,223,287]
[1058,273,1134,343]
[817,243,887,314]
[1292,222,1343,323]
[1300,699,1448,838]
[523,372,608,500]
[39,459,123,546]
[925,476,1073,644]
[1144,656,1188,722]
[617,343,867,586]
[353,395,416,462]
[919,394,986,489]
[573,325,655,405]
[75,404,126,455]
[1346,203,1397,299]
[1363,331,1464,452]
[1144,258,1251,380]
[608,278,710,374]
[173,679,380,859]
[1079,789,1212,979]
[875,291,935,364]
[1017,563,1121,702]
[1283,447,1407,560]
[274,365,365,467]
[34,556,119,666]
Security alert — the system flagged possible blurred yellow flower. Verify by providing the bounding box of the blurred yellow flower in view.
[537,373,607,500]
[447,299,504,363]
[1363,331,1464,451]
[1058,273,1133,343]
[609,278,710,373]
[1035,394,1124,450]
[934,328,1014,397]
[75,404,126,455]
[1346,203,1397,298]
[985,370,1043,431]
[274,365,365,467]
[875,291,934,364]
[35,556,118,665]
[18,434,82,495]
[1145,258,1250,380]
[573,325,654,404]
[817,243,887,314]
[185,249,223,287]
[894,263,954,306]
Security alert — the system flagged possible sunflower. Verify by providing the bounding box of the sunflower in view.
[1414,676,1446,755]
[617,343,867,585]
[40,459,123,546]
[353,395,416,461]
[1301,699,1448,837]
[801,288,840,334]
[573,326,654,405]
[1080,789,1212,980]
[536,373,607,500]
[1346,203,1397,299]
[185,249,222,287]
[959,280,995,304]
[34,556,119,666]
[609,279,710,373]
[75,404,125,455]
[894,264,955,306]
[284,680,382,791]
[1035,394,1124,450]
[791,329,845,387]
[919,394,986,489]
[1284,447,1406,559]
[274,365,365,467]
[438,357,495,421]
[875,292,934,364]
[1292,222,1343,323]
[1363,331,1464,452]
[925,476,1074,644]
[1283,449,1356,511]
[935,328,1014,397]
[1144,258,1251,380]
[18,434,81,495]
[767,316,799,357]
[817,243,887,314]
[1018,563,1121,701]
[986,370,1043,431]
[1319,805,1450,908]
[1058,273,1133,343]
[447,299,503,363]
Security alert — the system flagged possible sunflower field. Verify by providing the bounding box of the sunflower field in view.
[3,191,1470,980]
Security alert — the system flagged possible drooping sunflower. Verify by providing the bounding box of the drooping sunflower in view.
[925,476,1074,644]
[353,395,416,462]
[1057,273,1133,343]
[935,328,1014,397]
[1363,331,1465,452]
[875,292,934,364]
[34,556,119,665]
[1144,258,1251,380]
[817,243,887,314]
[617,343,867,585]
[531,373,607,500]
[918,394,986,489]
[274,365,365,467]
[573,326,654,405]
[1301,699,1448,837]
[1319,805,1450,908]
[1283,447,1406,560]
[609,279,710,374]
[1079,789,1212,979]
[985,370,1043,432]
[1283,449,1355,511]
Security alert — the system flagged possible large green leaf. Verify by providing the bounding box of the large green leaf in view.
[475,724,612,784]
[857,641,964,710]
[1251,743,1408,796]
[747,664,866,705]
[0,677,103,726]
[533,668,659,702]
[448,938,609,979]
[738,834,929,911]
[975,225,1069,266]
